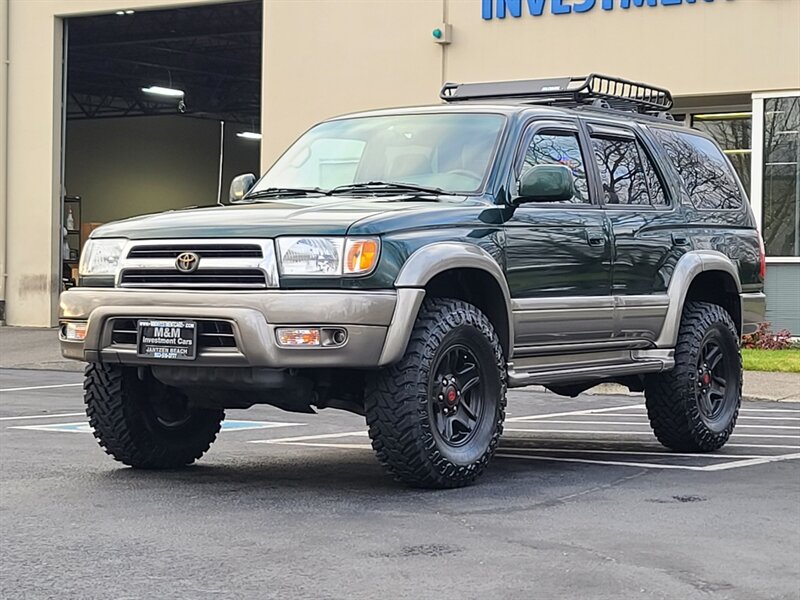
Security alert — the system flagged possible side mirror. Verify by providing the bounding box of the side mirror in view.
[516,164,575,204]
[229,173,257,203]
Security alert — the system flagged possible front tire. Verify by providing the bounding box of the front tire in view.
[85,363,224,468]
[645,301,742,452]
[365,298,506,489]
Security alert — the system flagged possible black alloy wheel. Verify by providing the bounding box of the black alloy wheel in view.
[695,331,738,430]
[429,345,486,448]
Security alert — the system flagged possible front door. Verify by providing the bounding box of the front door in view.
[503,120,614,349]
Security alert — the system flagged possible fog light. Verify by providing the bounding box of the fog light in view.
[277,328,321,347]
[64,322,87,341]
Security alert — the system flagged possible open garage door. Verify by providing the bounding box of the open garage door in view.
[62,1,262,286]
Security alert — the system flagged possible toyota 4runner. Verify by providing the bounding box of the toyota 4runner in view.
[60,74,766,488]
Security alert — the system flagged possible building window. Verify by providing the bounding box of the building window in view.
[762,97,800,258]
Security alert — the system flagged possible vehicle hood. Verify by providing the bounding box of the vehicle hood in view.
[91,195,491,240]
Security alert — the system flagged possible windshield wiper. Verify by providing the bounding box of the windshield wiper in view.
[244,187,326,200]
[327,181,446,196]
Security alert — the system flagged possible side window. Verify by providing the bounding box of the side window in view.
[521,131,590,204]
[590,135,667,207]
[651,128,743,210]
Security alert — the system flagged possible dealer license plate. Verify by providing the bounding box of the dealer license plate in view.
[137,319,197,361]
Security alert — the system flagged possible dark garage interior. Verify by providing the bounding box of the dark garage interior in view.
[62,1,262,279]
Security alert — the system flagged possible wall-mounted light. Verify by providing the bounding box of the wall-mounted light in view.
[141,86,185,98]
[236,131,262,140]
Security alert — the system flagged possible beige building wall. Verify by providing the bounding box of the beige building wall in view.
[3,0,236,326]
[2,0,800,326]
[446,0,800,96]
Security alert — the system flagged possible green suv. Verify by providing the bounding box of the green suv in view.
[60,75,766,488]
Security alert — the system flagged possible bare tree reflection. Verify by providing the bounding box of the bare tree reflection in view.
[524,133,589,203]
[652,129,744,210]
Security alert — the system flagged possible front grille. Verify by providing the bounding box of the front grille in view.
[109,319,237,349]
[119,268,267,289]
[127,244,263,259]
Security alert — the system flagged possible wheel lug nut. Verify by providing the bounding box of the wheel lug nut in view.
[438,394,444,400]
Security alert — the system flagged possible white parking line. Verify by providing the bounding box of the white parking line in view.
[542,413,800,422]
[501,447,768,459]
[508,438,800,451]
[507,404,643,422]
[0,412,84,421]
[514,419,799,430]
[504,428,800,439]
[496,452,800,472]
[250,430,368,444]
[0,383,83,393]
[611,407,800,414]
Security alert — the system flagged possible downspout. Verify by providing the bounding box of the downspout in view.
[0,0,9,323]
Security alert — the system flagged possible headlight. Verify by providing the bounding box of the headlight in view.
[79,238,127,276]
[277,237,379,276]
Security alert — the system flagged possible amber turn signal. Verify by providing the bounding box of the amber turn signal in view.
[344,239,379,275]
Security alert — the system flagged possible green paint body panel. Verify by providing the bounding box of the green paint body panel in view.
[87,103,763,315]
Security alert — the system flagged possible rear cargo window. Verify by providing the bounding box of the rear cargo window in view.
[652,128,744,210]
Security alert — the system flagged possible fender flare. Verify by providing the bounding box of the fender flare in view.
[655,250,742,348]
[391,242,514,357]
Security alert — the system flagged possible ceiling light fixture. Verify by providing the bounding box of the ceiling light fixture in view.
[693,112,752,121]
[141,86,185,98]
[236,131,262,140]
[115,9,135,15]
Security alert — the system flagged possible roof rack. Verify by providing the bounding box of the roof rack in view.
[440,73,673,114]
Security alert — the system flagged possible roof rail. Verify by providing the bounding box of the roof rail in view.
[440,74,674,114]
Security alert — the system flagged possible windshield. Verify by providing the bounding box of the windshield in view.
[252,113,506,195]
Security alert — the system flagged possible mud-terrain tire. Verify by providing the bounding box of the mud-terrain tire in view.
[645,301,742,452]
[85,363,224,468]
[365,298,506,489]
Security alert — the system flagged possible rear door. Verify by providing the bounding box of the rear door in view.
[582,121,685,345]
[503,119,614,349]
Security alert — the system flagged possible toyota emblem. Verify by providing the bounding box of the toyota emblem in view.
[175,252,200,273]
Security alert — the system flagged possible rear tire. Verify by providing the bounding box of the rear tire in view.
[365,298,506,489]
[645,301,742,452]
[84,363,224,468]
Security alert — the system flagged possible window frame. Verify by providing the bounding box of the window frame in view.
[510,118,599,209]
[581,120,674,212]
[752,91,800,262]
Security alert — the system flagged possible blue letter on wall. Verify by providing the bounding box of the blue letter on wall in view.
[527,0,547,16]
[573,0,596,12]
[497,0,523,18]
[551,0,572,14]
[620,0,658,7]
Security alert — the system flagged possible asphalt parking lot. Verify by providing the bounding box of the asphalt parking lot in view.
[1,367,798,600]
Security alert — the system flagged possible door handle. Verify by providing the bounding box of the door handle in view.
[586,230,605,247]
[672,233,689,246]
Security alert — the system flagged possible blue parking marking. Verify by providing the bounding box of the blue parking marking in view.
[10,420,303,434]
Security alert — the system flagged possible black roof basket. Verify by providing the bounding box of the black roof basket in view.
[440,73,673,114]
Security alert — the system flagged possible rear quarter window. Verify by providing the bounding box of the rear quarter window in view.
[651,128,744,210]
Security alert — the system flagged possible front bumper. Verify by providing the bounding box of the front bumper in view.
[59,287,425,369]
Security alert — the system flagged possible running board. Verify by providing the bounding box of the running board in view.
[507,349,674,388]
